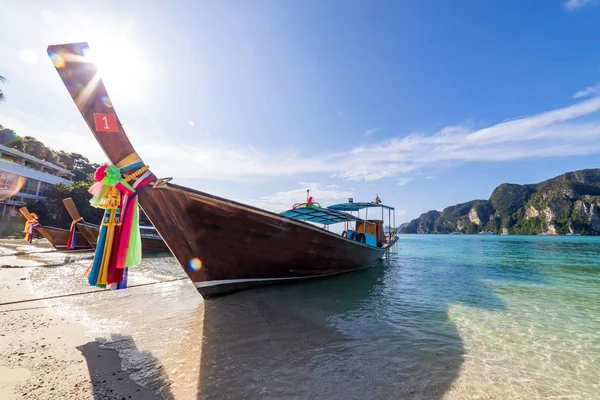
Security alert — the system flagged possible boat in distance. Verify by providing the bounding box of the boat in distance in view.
[19,206,93,251]
[61,197,170,253]
[47,42,399,298]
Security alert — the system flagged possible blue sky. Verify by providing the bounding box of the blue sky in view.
[1,0,599,222]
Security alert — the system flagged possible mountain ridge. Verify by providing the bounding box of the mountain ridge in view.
[401,169,600,235]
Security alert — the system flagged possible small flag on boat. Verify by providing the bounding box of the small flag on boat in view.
[24,214,41,243]
[375,194,382,204]
[67,217,84,249]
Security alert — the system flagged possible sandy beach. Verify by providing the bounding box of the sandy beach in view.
[0,241,159,400]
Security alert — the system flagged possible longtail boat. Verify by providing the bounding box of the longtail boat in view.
[19,207,93,251]
[46,42,399,297]
[61,197,169,253]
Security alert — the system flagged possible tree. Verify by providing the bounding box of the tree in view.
[0,126,19,145]
[0,75,6,102]
[29,178,104,227]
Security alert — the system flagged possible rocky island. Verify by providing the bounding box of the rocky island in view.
[401,169,600,235]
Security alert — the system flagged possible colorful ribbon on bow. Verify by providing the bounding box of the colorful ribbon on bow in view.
[66,217,84,249]
[24,214,40,243]
[86,161,154,289]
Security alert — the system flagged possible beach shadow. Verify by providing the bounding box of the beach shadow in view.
[0,249,57,258]
[78,334,173,400]
[1,256,95,270]
[194,257,475,399]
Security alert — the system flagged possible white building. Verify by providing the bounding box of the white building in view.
[0,143,74,217]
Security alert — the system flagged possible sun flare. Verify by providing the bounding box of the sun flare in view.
[80,31,151,102]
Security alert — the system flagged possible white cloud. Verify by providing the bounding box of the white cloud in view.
[5,94,600,184]
[363,127,382,136]
[424,176,436,180]
[189,121,196,127]
[564,0,597,10]
[571,84,600,99]
[249,182,353,213]
[395,209,406,222]
[397,178,412,186]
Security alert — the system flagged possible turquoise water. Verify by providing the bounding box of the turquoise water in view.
[8,235,600,398]
[393,235,600,398]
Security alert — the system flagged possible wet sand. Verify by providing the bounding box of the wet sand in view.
[0,243,158,400]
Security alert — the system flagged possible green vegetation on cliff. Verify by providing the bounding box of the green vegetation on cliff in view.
[401,169,600,235]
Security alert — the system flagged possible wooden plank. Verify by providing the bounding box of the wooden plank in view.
[62,197,82,220]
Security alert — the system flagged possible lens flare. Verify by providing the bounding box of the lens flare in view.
[101,95,113,108]
[188,258,202,271]
[49,52,66,69]
[0,175,26,199]
[82,46,94,61]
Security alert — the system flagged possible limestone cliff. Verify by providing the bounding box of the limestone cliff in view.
[468,208,481,225]
[401,169,600,235]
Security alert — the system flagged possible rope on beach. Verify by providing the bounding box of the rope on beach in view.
[0,277,189,307]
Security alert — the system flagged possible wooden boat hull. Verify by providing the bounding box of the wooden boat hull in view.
[75,222,170,253]
[47,42,397,297]
[61,197,169,254]
[74,223,104,250]
[19,207,92,251]
[37,226,92,251]
[138,184,396,297]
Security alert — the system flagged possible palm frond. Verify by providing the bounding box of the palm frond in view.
[0,75,7,101]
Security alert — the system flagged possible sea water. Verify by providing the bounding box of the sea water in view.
[3,235,599,399]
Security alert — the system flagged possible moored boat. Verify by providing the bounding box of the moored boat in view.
[61,197,170,253]
[46,42,398,297]
[18,207,93,251]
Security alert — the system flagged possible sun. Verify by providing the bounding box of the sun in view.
[43,9,156,109]
[82,32,151,102]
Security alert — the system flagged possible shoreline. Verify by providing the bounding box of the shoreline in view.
[0,243,158,400]
[397,232,598,236]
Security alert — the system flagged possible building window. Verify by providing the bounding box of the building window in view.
[0,172,18,191]
[19,178,39,196]
[37,182,52,197]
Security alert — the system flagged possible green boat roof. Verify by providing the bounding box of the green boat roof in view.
[281,206,361,225]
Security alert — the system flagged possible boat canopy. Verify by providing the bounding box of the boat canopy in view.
[281,206,361,225]
[328,202,395,211]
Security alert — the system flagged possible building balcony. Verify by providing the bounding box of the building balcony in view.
[0,158,73,186]
[2,198,26,206]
